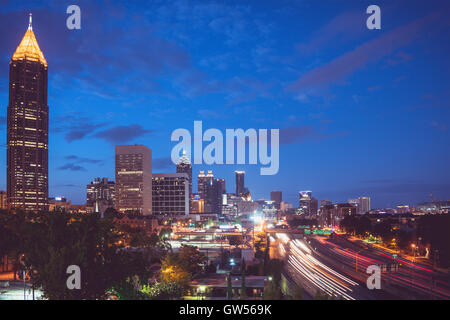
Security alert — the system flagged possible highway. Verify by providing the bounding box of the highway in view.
[271,233,381,300]
[270,232,450,300]
[311,234,450,300]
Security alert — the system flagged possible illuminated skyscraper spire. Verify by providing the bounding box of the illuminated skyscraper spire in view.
[12,13,47,67]
[7,15,49,211]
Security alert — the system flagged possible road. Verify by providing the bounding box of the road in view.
[270,232,450,300]
[314,234,450,300]
[270,233,382,300]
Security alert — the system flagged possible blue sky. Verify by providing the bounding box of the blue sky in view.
[0,0,449,208]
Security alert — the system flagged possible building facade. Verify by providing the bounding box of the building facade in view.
[0,191,7,209]
[86,177,115,208]
[176,151,192,211]
[152,173,189,217]
[270,191,282,209]
[299,191,317,215]
[204,178,224,214]
[359,197,371,214]
[235,171,245,196]
[7,16,48,211]
[197,170,214,199]
[115,145,152,215]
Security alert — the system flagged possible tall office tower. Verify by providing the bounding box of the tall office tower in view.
[348,198,360,212]
[235,171,245,196]
[7,15,49,211]
[197,170,214,199]
[299,191,313,215]
[115,145,152,215]
[310,197,318,215]
[216,178,226,194]
[270,191,282,209]
[359,196,371,214]
[204,178,223,214]
[0,191,7,209]
[176,150,192,199]
[152,173,189,217]
[176,150,192,213]
[319,199,332,208]
[86,177,115,208]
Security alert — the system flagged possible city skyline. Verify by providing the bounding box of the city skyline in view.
[0,1,449,208]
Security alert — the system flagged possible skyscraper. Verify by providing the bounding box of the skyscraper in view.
[348,198,360,213]
[270,191,282,209]
[197,170,214,199]
[204,178,223,214]
[235,171,245,196]
[299,191,316,216]
[152,173,189,217]
[359,196,371,214]
[115,145,152,215]
[7,15,48,211]
[86,177,115,208]
[176,150,192,212]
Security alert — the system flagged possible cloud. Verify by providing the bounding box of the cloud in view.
[52,114,106,143]
[153,157,174,170]
[296,10,366,56]
[93,124,153,144]
[280,126,317,145]
[58,163,86,171]
[288,11,445,91]
[64,155,103,164]
[431,121,448,132]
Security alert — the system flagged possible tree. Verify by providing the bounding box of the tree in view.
[291,284,303,300]
[240,259,247,300]
[177,245,206,275]
[141,281,185,300]
[159,227,173,240]
[417,215,450,267]
[263,281,282,300]
[160,253,191,288]
[226,273,233,300]
[265,259,284,285]
[16,212,150,300]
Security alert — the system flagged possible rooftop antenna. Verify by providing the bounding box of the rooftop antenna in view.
[28,13,32,30]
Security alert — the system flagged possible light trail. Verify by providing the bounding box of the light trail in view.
[286,238,358,300]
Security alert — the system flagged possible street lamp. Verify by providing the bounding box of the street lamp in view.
[411,244,417,262]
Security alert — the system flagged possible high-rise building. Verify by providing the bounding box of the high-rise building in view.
[321,203,356,227]
[86,177,115,208]
[280,201,293,212]
[176,150,192,213]
[359,196,371,214]
[270,191,282,209]
[348,198,360,212]
[7,15,48,211]
[152,173,189,217]
[319,199,332,208]
[396,205,410,214]
[176,150,192,199]
[0,191,7,209]
[204,178,223,214]
[310,197,318,216]
[299,191,312,215]
[115,145,152,215]
[216,178,226,195]
[235,171,245,196]
[197,170,214,199]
